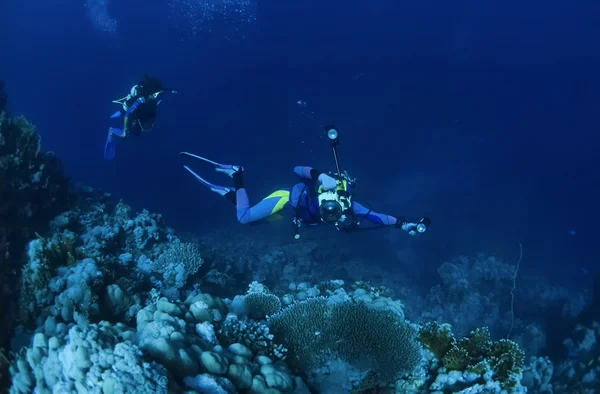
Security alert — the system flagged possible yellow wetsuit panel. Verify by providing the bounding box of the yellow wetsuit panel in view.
[262,190,290,215]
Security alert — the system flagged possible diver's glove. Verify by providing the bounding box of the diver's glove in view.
[318,173,338,191]
[395,217,431,235]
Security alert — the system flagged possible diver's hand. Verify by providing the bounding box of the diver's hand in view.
[318,173,338,191]
[403,222,420,236]
[396,217,431,235]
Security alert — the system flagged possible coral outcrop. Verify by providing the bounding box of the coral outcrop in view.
[0,85,73,360]
[419,322,526,392]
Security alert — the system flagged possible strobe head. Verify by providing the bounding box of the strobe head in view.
[325,124,339,143]
[416,217,431,233]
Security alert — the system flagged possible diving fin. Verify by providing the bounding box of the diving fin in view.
[110,110,122,119]
[182,165,233,197]
[104,133,115,160]
[104,128,124,160]
[179,152,223,166]
[179,152,243,177]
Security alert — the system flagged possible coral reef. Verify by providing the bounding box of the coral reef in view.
[0,102,590,393]
[193,231,408,298]
[551,321,600,393]
[9,323,168,394]
[408,254,587,350]
[0,87,73,358]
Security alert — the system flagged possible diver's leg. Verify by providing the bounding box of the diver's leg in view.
[235,189,290,224]
[230,171,290,224]
[104,128,127,160]
[108,128,126,138]
[122,114,135,135]
[180,153,289,223]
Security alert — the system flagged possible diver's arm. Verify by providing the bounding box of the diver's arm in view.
[351,201,431,234]
[294,166,320,180]
[293,166,337,190]
[352,201,399,226]
[124,97,146,117]
[154,90,178,101]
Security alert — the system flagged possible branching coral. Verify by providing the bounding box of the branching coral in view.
[418,321,454,359]
[153,241,203,288]
[244,292,282,320]
[488,339,526,389]
[419,322,525,392]
[218,314,287,360]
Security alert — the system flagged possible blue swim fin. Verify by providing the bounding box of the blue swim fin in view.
[104,133,115,160]
[110,110,122,119]
[182,165,233,196]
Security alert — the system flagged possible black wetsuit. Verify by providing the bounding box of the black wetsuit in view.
[124,96,158,136]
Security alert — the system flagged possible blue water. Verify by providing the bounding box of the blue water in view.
[1,0,598,287]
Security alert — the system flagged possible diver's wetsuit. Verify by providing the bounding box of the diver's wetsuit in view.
[231,166,400,226]
[122,97,158,136]
[113,80,175,137]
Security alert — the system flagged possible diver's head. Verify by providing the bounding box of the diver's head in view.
[138,75,165,96]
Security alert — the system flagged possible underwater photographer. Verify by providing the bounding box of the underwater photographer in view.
[180,125,431,239]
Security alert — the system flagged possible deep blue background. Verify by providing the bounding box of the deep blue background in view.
[1,0,598,288]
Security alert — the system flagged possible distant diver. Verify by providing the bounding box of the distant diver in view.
[104,75,177,160]
[180,126,430,238]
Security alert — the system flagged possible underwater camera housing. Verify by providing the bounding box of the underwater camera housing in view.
[321,125,359,231]
[317,178,353,224]
[292,125,359,239]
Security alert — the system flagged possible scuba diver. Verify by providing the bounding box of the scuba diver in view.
[104,75,177,160]
[180,126,430,238]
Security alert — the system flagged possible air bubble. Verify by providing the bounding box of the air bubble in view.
[167,0,256,39]
[85,0,118,37]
